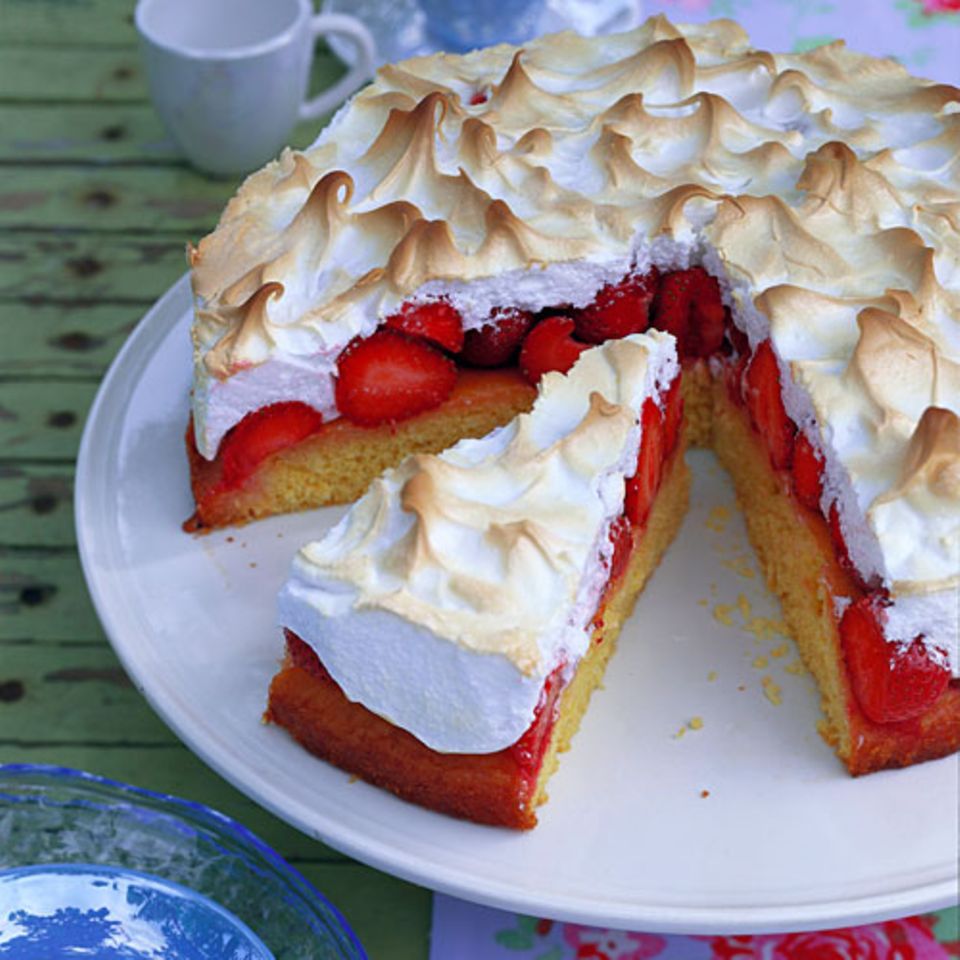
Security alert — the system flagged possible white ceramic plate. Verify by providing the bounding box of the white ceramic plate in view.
[76,275,959,934]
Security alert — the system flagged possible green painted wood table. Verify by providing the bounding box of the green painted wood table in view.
[0,2,431,956]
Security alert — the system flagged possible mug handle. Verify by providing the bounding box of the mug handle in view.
[300,13,376,120]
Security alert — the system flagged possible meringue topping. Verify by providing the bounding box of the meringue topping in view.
[194,17,959,670]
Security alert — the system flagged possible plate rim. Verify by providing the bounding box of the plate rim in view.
[75,274,960,935]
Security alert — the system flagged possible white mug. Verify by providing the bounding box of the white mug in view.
[135,0,375,175]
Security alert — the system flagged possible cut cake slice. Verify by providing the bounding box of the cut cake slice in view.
[267,333,686,828]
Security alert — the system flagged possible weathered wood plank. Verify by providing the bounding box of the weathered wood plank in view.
[0,104,179,162]
[0,167,237,234]
[0,103,339,163]
[0,44,345,105]
[0,234,185,304]
[0,381,96,460]
[0,552,103,642]
[0,464,75,547]
[0,303,138,377]
[0,0,137,47]
[0,642,176,743]
[0,48,146,102]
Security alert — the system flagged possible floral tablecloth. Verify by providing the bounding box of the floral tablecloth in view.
[429,1,958,957]
[431,895,960,958]
[645,0,958,83]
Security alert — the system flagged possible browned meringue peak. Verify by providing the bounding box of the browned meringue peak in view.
[797,142,906,231]
[848,309,960,426]
[895,406,960,502]
[708,194,849,288]
[755,286,900,360]
[868,405,960,594]
[196,282,284,379]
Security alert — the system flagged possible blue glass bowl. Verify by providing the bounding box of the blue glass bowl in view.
[0,765,366,960]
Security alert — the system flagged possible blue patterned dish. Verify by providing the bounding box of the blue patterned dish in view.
[0,765,366,960]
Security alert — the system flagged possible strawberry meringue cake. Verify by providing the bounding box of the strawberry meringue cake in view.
[185,17,960,826]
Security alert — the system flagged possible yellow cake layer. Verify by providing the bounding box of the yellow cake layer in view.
[532,441,692,811]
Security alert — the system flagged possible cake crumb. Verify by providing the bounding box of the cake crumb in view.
[673,726,687,740]
[745,615,788,643]
[721,554,755,579]
[785,659,806,676]
[688,716,704,731]
[762,675,783,705]
[700,789,711,798]
[712,603,735,626]
[738,684,746,692]
[698,597,709,607]
[771,643,790,658]
[752,655,769,669]
[226,536,235,543]
[707,670,718,682]
[705,505,731,532]
[736,593,752,620]
[249,562,257,568]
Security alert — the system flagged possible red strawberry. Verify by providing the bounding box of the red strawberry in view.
[840,595,950,724]
[828,502,856,578]
[723,307,749,358]
[650,267,725,359]
[518,316,589,385]
[335,329,457,426]
[509,665,564,776]
[460,307,534,367]
[384,300,464,353]
[624,398,664,526]
[743,339,795,471]
[661,375,683,455]
[469,90,488,106]
[573,269,659,344]
[219,402,325,490]
[792,431,825,511]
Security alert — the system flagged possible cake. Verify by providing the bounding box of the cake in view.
[186,17,960,825]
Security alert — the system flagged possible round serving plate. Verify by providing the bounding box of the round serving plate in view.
[76,274,959,934]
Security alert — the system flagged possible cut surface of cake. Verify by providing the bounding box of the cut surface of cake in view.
[186,16,960,809]
[268,333,686,828]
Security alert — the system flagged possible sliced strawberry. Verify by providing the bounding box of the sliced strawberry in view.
[573,269,659,344]
[460,307,534,367]
[509,665,564,777]
[792,431,825,512]
[723,306,749,358]
[335,329,457,426]
[384,300,464,353]
[828,502,856,576]
[743,339,795,471]
[650,267,725,359]
[662,375,683,455]
[624,397,664,527]
[840,595,950,724]
[219,402,325,490]
[518,316,589,385]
